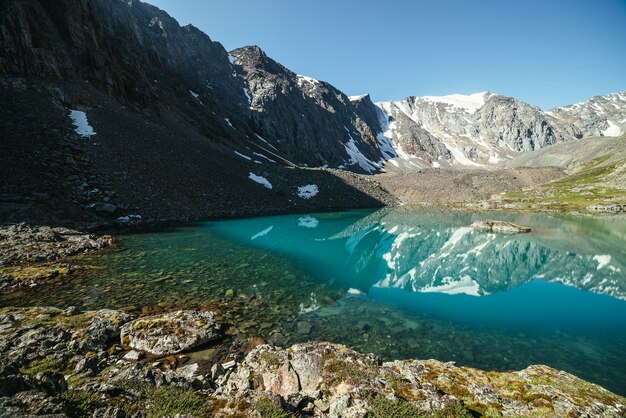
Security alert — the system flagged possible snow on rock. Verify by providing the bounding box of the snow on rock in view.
[224,118,234,129]
[69,109,96,137]
[298,215,319,228]
[297,184,319,199]
[421,92,488,114]
[344,137,381,173]
[602,120,622,137]
[593,255,611,270]
[189,90,203,104]
[253,152,276,163]
[348,94,368,101]
[234,151,252,161]
[248,172,272,189]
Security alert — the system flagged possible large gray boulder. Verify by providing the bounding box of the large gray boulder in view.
[120,310,220,356]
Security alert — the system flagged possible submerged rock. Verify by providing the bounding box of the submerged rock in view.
[471,219,531,234]
[119,310,221,356]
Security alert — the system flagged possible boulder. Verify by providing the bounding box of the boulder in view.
[80,310,133,352]
[471,219,531,234]
[120,310,220,356]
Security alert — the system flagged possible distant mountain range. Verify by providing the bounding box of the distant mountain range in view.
[0,0,624,224]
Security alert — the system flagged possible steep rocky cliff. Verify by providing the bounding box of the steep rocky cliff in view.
[0,0,398,227]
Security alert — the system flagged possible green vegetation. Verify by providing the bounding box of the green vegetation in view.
[254,397,293,418]
[501,155,626,211]
[366,396,427,418]
[60,390,105,418]
[145,386,210,418]
[366,396,474,418]
[258,350,284,369]
[19,357,64,375]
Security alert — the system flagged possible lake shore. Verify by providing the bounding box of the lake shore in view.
[1,217,626,417]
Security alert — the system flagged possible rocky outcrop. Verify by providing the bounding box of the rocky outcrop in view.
[0,223,112,266]
[120,310,221,356]
[471,219,531,234]
[2,307,624,417]
[0,223,113,289]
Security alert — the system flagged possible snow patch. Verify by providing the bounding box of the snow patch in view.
[420,92,488,114]
[348,94,368,101]
[234,151,252,161]
[189,90,203,105]
[298,215,319,228]
[343,138,380,173]
[593,255,611,270]
[297,184,319,199]
[69,110,96,137]
[253,152,276,163]
[224,118,234,129]
[602,120,622,137]
[347,288,363,295]
[248,172,272,189]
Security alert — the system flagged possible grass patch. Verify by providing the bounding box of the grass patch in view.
[254,397,292,418]
[323,355,376,387]
[145,386,210,418]
[19,357,64,375]
[501,156,626,211]
[60,390,104,418]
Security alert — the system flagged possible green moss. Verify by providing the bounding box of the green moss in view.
[323,356,376,387]
[501,156,626,211]
[258,351,283,369]
[145,386,210,418]
[19,357,64,375]
[60,390,105,418]
[254,397,292,418]
[366,396,426,418]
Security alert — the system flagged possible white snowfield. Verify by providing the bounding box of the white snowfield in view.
[297,184,319,199]
[248,172,272,189]
[419,92,488,114]
[69,109,96,137]
[602,120,622,137]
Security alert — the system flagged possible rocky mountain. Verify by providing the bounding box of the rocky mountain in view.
[0,0,624,228]
[375,91,625,169]
[548,91,626,138]
[0,0,398,228]
[229,46,387,171]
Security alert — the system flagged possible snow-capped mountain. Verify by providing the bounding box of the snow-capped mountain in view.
[548,91,626,138]
[373,91,625,169]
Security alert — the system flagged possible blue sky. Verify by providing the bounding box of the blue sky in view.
[145,0,626,109]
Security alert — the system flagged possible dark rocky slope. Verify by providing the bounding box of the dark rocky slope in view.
[0,0,397,228]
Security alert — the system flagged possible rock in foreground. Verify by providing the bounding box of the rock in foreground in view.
[1,307,624,417]
[471,219,531,234]
[120,310,221,356]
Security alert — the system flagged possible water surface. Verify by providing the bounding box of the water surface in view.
[2,209,625,395]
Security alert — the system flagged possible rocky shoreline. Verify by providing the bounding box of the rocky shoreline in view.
[1,305,624,418]
[0,224,625,417]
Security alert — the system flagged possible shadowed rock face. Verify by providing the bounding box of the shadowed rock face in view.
[230,46,385,170]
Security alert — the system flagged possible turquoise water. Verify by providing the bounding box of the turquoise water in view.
[2,208,626,395]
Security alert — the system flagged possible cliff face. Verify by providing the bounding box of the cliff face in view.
[229,46,385,171]
[0,0,398,227]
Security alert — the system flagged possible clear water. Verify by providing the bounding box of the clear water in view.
[2,209,626,395]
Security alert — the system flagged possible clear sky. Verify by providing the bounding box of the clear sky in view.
[145,0,626,109]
